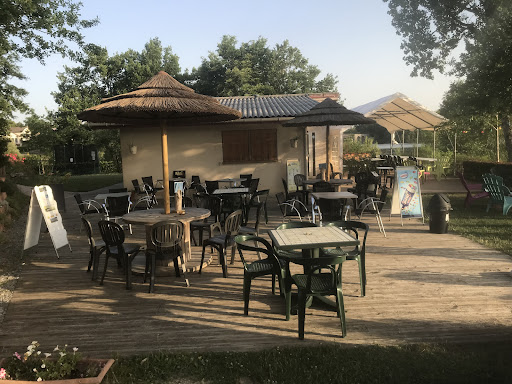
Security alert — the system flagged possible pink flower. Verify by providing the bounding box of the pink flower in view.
[14,352,21,360]
[0,368,7,379]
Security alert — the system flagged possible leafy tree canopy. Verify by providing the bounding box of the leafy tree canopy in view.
[0,0,97,166]
[190,35,338,96]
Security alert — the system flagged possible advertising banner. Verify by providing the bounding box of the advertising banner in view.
[391,166,423,219]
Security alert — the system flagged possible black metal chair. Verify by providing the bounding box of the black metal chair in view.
[294,173,308,203]
[74,193,103,217]
[353,187,388,237]
[234,235,287,315]
[81,217,106,281]
[275,192,308,222]
[144,220,188,293]
[97,220,142,289]
[199,209,243,278]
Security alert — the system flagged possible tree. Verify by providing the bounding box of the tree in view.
[384,0,512,160]
[0,0,98,166]
[190,35,338,96]
[51,38,181,171]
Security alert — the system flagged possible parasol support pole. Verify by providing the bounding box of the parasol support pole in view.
[325,125,331,180]
[161,120,171,214]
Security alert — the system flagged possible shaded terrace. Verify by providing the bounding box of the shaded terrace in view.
[1,192,511,357]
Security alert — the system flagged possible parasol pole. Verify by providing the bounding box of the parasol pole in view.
[325,125,331,180]
[161,120,171,214]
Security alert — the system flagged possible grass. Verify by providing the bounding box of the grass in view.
[424,193,512,256]
[103,342,512,384]
[15,173,123,192]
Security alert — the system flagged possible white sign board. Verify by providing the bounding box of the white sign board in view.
[24,185,71,258]
[286,159,301,192]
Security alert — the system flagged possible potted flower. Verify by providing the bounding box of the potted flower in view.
[0,341,114,383]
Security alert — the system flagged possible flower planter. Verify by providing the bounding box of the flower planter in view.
[1,359,114,384]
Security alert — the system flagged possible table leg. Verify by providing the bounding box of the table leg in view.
[182,223,192,261]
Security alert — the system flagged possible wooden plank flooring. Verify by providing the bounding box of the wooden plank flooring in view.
[1,197,511,357]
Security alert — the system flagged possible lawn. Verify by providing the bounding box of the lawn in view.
[15,173,123,192]
[425,193,512,256]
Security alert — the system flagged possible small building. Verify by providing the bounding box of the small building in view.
[119,93,343,193]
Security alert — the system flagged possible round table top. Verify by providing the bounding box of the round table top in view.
[123,207,210,225]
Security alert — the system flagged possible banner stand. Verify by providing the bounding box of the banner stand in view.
[390,166,424,226]
[23,185,72,258]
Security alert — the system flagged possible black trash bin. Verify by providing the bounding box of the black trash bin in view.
[426,193,452,233]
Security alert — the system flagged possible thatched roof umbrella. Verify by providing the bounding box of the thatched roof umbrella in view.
[78,71,241,214]
[283,98,375,180]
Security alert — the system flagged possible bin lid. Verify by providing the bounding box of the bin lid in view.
[426,193,452,212]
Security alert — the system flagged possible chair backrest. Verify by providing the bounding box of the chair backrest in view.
[109,188,127,193]
[74,193,86,214]
[172,170,186,178]
[377,188,389,212]
[132,179,142,194]
[235,234,280,269]
[325,220,369,253]
[81,217,96,248]
[183,196,193,207]
[205,180,219,194]
[224,209,243,237]
[142,176,154,187]
[150,220,184,254]
[98,220,125,248]
[106,195,130,217]
[315,197,344,221]
[276,221,317,230]
[240,174,252,187]
[248,178,259,194]
[245,201,264,230]
[281,178,290,198]
[294,174,306,188]
[313,181,334,192]
[483,173,507,202]
[275,192,307,218]
[292,255,346,292]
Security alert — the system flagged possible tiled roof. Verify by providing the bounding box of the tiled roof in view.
[216,94,319,119]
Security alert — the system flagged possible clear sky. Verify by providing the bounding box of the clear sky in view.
[14,0,455,121]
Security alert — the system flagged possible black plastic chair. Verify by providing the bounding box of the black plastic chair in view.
[81,217,106,281]
[244,189,269,225]
[312,180,334,192]
[190,175,201,190]
[205,180,219,195]
[103,195,132,234]
[323,220,369,297]
[240,174,252,188]
[234,235,287,315]
[190,194,222,246]
[145,220,188,293]
[285,254,347,339]
[97,220,141,289]
[199,209,243,278]
[294,173,308,203]
[313,196,347,223]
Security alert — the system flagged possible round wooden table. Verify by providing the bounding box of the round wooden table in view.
[123,208,210,262]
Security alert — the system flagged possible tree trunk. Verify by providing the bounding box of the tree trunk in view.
[500,115,512,162]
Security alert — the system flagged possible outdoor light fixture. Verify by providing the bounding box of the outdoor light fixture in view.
[129,144,137,155]
[290,136,299,148]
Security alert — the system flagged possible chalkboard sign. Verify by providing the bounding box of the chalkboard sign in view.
[391,166,424,225]
[23,185,71,258]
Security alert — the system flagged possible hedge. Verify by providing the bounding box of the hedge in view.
[462,160,512,186]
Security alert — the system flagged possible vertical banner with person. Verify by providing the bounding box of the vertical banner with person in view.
[391,166,424,224]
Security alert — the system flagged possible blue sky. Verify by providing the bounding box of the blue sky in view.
[14,0,454,120]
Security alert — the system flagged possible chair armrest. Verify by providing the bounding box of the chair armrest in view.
[82,199,102,213]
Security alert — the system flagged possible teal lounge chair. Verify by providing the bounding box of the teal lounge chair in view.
[482,173,512,215]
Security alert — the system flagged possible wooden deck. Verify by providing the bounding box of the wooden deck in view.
[1,196,511,357]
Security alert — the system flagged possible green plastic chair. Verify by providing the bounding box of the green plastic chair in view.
[323,221,369,297]
[286,254,347,339]
[234,235,287,315]
[482,173,512,215]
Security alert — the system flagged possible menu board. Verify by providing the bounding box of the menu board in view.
[286,159,301,192]
[24,185,70,258]
[391,166,424,221]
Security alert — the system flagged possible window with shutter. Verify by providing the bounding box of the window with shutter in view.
[222,129,277,163]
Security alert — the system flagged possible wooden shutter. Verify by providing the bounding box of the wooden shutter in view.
[250,129,277,162]
[222,130,249,163]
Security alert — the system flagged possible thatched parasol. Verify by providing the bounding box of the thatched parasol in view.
[78,71,241,214]
[283,98,375,179]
